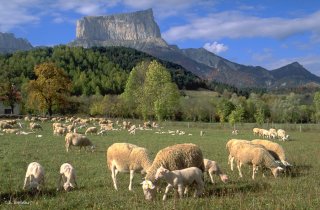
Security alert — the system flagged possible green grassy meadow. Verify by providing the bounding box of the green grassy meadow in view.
[0,121,319,209]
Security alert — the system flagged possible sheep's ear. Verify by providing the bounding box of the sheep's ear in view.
[277,166,284,171]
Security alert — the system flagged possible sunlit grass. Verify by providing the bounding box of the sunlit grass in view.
[0,121,319,209]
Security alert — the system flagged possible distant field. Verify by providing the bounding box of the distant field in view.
[0,121,319,209]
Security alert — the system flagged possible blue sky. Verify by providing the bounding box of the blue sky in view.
[1,0,320,76]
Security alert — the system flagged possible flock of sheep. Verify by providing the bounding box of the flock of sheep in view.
[0,117,292,201]
[252,127,289,141]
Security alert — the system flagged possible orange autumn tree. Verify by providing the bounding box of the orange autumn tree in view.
[27,62,72,116]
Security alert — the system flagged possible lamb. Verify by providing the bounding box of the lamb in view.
[85,127,98,135]
[23,162,45,191]
[203,159,228,184]
[251,139,292,167]
[65,134,95,152]
[231,142,284,179]
[154,166,204,201]
[106,143,152,191]
[142,143,204,200]
[57,163,77,191]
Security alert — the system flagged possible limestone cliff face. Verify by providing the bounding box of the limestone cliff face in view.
[74,8,167,48]
[0,32,33,53]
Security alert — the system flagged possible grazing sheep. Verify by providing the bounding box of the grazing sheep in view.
[0,121,13,129]
[277,129,289,141]
[85,127,98,135]
[154,166,204,201]
[142,143,204,200]
[269,128,277,139]
[65,134,95,152]
[106,143,152,191]
[231,142,284,179]
[2,128,20,134]
[251,139,292,167]
[23,162,45,191]
[253,128,260,136]
[30,122,42,131]
[232,129,239,135]
[57,163,77,191]
[54,126,67,136]
[203,159,228,184]
[226,139,251,171]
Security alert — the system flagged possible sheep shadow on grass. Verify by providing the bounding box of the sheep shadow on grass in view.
[282,164,312,178]
[204,181,270,197]
[0,188,58,205]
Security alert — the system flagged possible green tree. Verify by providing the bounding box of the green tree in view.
[122,60,180,120]
[0,82,22,114]
[254,107,265,125]
[142,61,180,120]
[217,99,235,123]
[27,62,72,116]
[228,105,245,128]
[313,91,320,123]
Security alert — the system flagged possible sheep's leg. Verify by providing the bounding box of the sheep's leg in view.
[163,184,173,201]
[252,165,258,180]
[230,156,235,171]
[208,170,215,184]
[183,185,189,195]
[111,165,118,190]
[177,184,184,199]
[237,161,243,178]
[129,170,134,191]
[65,143,69,152]
[23,176,29,190]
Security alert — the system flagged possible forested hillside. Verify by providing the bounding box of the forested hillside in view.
[0,46,206,95]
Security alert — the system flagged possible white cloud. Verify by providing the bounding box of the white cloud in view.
[0,0,41,31]
[163,10,320,42]
[203,42,228,54]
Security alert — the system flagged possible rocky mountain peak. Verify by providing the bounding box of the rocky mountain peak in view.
[0,32,33,54]
[76,8,161,41]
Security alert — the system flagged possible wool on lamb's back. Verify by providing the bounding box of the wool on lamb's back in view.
[145,143,204,182]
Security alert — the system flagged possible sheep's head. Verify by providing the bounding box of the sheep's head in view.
[90,145,96,152]
[271,166,284,178]
[155,166,169,180]
[63,182,75,191]
[141,180,156,200]
[220,174,229,183]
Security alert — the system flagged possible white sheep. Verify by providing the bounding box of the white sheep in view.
[65,133,95,152]
[23,162,45,191]
[154,166,204,200]
[106,143,152,191]
[203,159,228,184]
[85,127,98,135]
[252,128,260,136]
[54,126,67,136]
[277,129,289,141]
[251,139,292,167]
[142,143,204,200]
[57,163,77,191]
[231,142,284,179]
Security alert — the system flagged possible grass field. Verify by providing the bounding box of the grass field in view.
[0,121,319,209]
